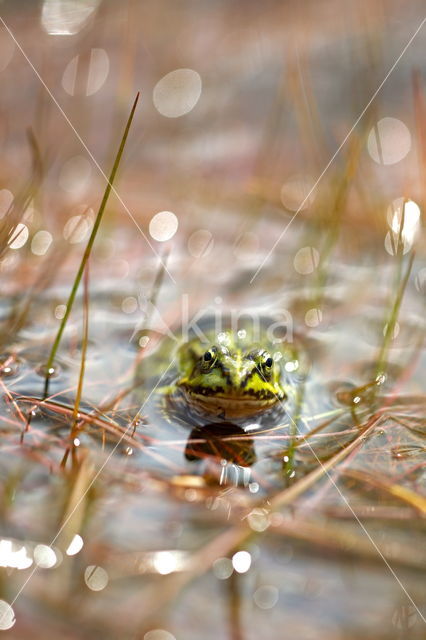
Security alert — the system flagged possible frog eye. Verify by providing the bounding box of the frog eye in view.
[260,352,273,371]
[254,351,273,378]
[201,346,217,369]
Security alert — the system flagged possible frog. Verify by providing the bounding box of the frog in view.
[174,329,288,419]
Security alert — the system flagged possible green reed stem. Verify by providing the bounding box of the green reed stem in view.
[72,263,89,426]
[376,250,415,378]
[44,92,140,397]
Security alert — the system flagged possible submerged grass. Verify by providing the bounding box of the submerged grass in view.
[43,92,140,397]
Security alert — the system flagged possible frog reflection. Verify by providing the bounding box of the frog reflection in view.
[184,422,256,467]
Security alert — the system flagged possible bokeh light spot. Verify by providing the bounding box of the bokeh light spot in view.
[305,308,322,327]
[144,630,176,640]
[0,600,15,630]
[0,539,32,569]
[0,189,14,220]
[31,230,53,256]
[54,304,67,319]
[253,585,279,609]
[42,0,101,36]
[62,48,109,96]
[153,68,202,118]
[367,117,411,165]
[415,268,426,294]
[293,246,319,274]
[122,296,138,314]
[187,229,214,257]
[384,231,411,256]
[212,557,233,580]
[9,223,29,250]
[153,551,178,575]
[34,544,57,569]
[383,321,400,340]
[149,211,178,242]
[234,232,259,261]
[232,550,251,573]
[59,156,92,196]
[386,198,421,252]
[247,508,270,532]
[63,211,93,244]
[280,175,316,211]
[66,534,84,556]
[84,565,109,591]
[139,335,150,348]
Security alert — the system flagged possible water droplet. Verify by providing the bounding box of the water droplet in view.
[332,382,361,406]
[35,363,61,379]
[0,354,21,378]
[54,304,67,319]
[391,445,425,460]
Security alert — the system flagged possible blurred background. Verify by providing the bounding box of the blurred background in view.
[0,1,425,639]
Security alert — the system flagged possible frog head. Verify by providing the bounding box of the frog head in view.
[177,344,286,418]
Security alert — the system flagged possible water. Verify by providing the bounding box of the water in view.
[0,241,425,638]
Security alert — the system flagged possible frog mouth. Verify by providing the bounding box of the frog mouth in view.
[182,389,280,418]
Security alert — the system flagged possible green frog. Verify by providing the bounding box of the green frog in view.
[173,329,290,420]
